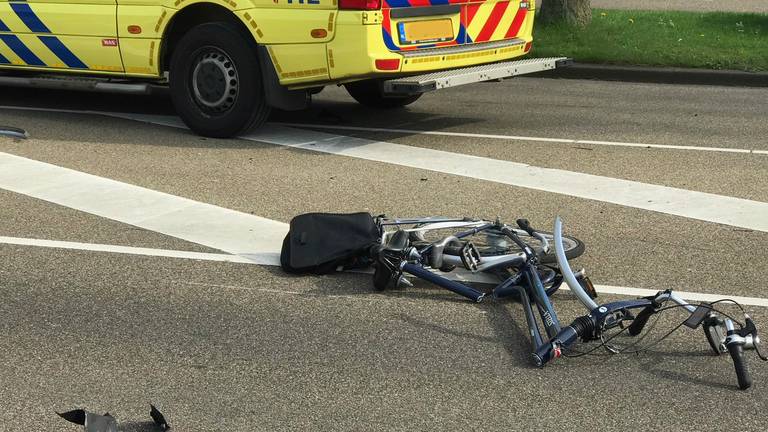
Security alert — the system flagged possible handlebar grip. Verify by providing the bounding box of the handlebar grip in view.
[627,306,656,336]
[516,219,537,237]
[727,342,752,390]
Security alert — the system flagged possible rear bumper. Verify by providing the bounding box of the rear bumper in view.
[383,57,573,95]
[320,9,534,85]
[399,38,530,73]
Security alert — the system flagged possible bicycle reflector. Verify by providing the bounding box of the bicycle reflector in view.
[579,276,598,299]
[339,0,381,10]
[524,41,533,53]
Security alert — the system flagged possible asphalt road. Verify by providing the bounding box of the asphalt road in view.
[1,77,767,431]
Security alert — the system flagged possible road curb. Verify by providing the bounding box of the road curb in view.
[531,63,768,87]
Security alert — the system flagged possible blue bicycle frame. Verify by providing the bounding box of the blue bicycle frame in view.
[392,220,569,361]
[375,216,763,390]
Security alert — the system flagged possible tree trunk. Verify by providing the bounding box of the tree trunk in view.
[539,0,592,27]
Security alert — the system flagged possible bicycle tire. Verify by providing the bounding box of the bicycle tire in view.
[535,231,586,264]
[466,229,585,264]
[408,224,585,264]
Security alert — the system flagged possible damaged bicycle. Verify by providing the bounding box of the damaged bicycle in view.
[281,213,766,390]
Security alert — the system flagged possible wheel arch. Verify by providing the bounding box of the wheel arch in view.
[160,4,310,112]
[160,3,254,74]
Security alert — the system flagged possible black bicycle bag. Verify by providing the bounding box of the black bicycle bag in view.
[280,212,380,275]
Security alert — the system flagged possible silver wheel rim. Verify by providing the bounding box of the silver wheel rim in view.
[191,47,239,114]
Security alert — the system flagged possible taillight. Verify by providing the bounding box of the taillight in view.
[339,0,381,10]
[375,58,400,70]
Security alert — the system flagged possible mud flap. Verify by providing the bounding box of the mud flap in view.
[257,46,310,111]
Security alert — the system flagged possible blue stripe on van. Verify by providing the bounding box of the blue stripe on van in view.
[10,2,51,33]
[0,34,45,66]
[38,35,87,68]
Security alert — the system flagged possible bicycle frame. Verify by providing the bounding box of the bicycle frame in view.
[377,217,571,355]
[374,216,764,389]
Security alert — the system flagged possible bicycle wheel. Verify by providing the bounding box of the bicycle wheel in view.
[412,227,585,264]
[465,229,584,264]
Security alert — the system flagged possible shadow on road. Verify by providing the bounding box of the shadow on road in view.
[0,87,482,149]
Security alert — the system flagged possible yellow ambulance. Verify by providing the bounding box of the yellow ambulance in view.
[0,0,566,137]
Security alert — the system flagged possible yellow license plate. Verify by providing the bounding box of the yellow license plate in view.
[398,19,454,45]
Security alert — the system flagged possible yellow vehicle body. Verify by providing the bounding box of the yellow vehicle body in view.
[0,0,535,88]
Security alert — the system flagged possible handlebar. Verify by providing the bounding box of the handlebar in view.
[516,219,536,237]
[516,219,550,254]
[627,306,656,336]
[727,341,752,390]
[500,226,535,259]
[724,316,759,390]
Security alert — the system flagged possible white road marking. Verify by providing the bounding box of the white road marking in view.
[583,285,768,308]
[0,236,265,264]
[5,106,768,231]
[58,109,768,233]
[277,123,768,156]
[250,127,768,233]
[0,152,287,261]
[51,109,768,233]
[5,235,768,307]
[3,106,768,306]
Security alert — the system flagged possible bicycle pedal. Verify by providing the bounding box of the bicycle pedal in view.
[460,242,481,272]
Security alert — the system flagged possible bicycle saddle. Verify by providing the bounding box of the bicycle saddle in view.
[384,229,409,252]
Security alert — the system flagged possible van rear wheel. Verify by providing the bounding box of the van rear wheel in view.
[169,22,270,138]
[345,79,422,109]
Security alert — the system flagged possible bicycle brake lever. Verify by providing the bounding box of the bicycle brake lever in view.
[737,315,757,337]
[741,316,768,361]
[756,343,768,361]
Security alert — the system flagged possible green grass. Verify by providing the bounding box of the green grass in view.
[531,9,768,71]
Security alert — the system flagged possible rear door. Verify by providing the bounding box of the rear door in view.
[0,0,123,72]
[381,0,530,53]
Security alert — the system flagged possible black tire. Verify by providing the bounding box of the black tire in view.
[727,343,752,390]
[419,229,584,264]
[535,232,585,264]
[345,79,422,109]
[470,230,585,264]
[169,22,270,138]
